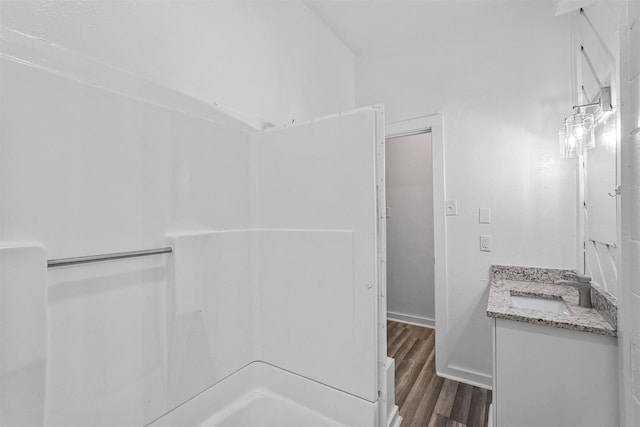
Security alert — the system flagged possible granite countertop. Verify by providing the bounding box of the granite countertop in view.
[486,265,617,337]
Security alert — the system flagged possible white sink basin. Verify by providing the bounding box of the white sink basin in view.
[510,294,570,315]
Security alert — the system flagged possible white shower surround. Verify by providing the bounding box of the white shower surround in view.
[161,228,378,410]
[0,22,395,424]
[151,103,392,424]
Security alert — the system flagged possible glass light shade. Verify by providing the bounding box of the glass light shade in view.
[558,127,577,158]
[565,112,595,150]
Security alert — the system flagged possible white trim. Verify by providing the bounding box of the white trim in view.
[491,319,497,427]
[618,2,639,425]
[430,118,447,386]
[387,312,435,329]
[384,358,402,427]
[386,405,402,427]
[386,116,436,137]
[488,404,494,427]
[386,128,431,140]
[437,365,493,390]
[374,106,389,427]
[578,154,586,273]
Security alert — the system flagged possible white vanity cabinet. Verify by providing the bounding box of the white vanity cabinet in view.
[492,318,618,427]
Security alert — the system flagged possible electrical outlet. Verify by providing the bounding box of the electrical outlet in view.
[480,235,491,252]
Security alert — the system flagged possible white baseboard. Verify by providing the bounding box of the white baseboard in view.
[437,364,493,390]
[387,311,435,329]
[386,405,402,427]
[488,403,494,427]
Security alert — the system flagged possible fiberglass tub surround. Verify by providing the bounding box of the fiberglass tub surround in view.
[0,42,392,426]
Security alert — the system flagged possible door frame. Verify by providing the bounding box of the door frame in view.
[385,114,446,375]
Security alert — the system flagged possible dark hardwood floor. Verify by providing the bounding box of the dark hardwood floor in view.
[387,320,492,427]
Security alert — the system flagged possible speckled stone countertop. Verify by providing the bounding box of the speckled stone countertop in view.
[487,265,617,337]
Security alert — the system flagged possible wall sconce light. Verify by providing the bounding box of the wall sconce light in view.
[559,86,612,157]
[558,127,577,158]
[565,109,595,150]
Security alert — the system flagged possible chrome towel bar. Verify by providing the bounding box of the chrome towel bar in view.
[47,246,173,268]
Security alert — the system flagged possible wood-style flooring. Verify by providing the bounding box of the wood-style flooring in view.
[387,320,492,427]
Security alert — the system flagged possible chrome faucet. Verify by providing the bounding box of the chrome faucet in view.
[555,272,592,308]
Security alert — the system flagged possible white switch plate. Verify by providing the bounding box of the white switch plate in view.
[479,208,491,224]
[445,200,457,216]
[480,235,491,252]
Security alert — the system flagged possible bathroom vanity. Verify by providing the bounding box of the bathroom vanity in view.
[486,265,618,427]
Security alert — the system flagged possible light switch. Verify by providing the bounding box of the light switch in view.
[445,200,458,216]
[479,208,491,224]
[480,235,491,252]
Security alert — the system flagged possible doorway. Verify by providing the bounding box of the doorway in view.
[385,131,435,327]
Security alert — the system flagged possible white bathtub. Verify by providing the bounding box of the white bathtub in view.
[147,361,378,427]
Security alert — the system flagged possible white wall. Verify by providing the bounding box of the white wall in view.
[619,0,640,424]
[0,1,355,126]
[385,132,435,326]
[356,1,576,386]
[574,2,621,298]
